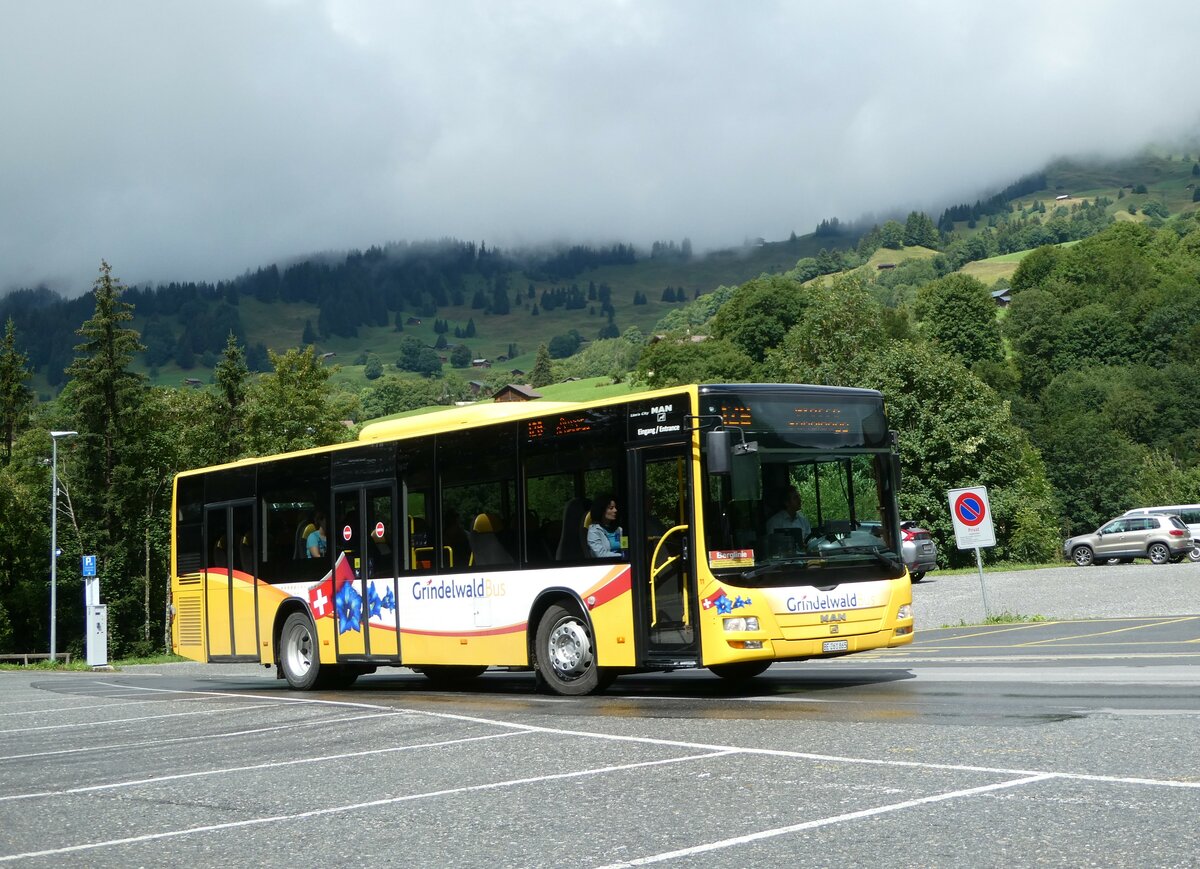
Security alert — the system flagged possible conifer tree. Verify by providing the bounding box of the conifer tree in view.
[213,332,249,461]
[530,344,553,388]
[0,318,32,465]
[60,261,148,653]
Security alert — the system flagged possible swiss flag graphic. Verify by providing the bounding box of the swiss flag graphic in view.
[308,577,334,618]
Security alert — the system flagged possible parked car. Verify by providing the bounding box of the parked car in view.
[1123,505,1200,563]
[1063,513,1193,566]
[900,520,938,582]
[816,520,937,581]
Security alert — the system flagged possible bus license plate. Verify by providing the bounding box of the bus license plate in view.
[823,640,849,653]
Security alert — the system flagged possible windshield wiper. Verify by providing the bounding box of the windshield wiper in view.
[824,545,903,572]
[741,558,808,580]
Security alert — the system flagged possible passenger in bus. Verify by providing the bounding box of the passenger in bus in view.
[306,513,328,558]
[765,487,812,540]
[587,493,624,558]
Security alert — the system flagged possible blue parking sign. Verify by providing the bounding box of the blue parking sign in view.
[82,554,97,577]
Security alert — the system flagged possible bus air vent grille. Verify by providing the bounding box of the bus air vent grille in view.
[177,595,203,646]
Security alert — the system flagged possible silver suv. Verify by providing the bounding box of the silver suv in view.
[1063,514,1193,566]
[1123,505,1200,563]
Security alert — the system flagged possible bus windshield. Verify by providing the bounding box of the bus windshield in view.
[700,387,903,586]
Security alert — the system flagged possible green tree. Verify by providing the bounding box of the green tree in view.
[0,318,33,465]
[711,274,807,364]
[861,343,1059,565]
[903,211,939,248]
[0,426,56,652]
[360,376,441,419]
[212,333,249,461]
[878,220,905,249]
[764,273,883,385]
[59,261,151,655]
[63,261,146,514]
[634,337,755,388]
[913,273,1002,367]
[1003,288,1065,397]
[364,355,384,380]
[530,343,553,388]
[242,346,357,455]
[1010,245,1060,293]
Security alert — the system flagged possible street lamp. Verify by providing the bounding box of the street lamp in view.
[49,430,77,663]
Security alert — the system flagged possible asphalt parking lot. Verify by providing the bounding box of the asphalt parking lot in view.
[2,563,1198,867]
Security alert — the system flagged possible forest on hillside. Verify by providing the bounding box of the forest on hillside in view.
[6,156,1177,393]
[3,152,1200,660]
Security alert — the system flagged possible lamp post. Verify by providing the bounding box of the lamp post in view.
[49,430,77,663]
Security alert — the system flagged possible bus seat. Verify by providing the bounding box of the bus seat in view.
[237,533,254,573]
[556,498,590,561]
[469,513,515,566]
[294,521,316,559]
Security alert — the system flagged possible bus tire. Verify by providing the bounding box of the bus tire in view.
[279,611,322,690]
[417,665,487,686]
[326,666,361,689]
[708,661,771,682]
[534,603,603,696]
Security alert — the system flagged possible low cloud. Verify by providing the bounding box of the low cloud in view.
[2,0,1198,294]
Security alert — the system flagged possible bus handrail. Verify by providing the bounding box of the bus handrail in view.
[650,524,689,627]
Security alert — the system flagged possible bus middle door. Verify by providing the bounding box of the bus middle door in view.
[630,447,698,659]
[332,485,401,660]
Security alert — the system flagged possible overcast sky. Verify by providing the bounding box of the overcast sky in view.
[2,0,1199,295]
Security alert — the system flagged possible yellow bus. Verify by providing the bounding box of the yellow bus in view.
[170,383,913,694]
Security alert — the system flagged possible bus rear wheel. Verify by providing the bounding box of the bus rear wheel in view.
[280,612,322,690]
[708,661,771,682]
[535,604,607,695]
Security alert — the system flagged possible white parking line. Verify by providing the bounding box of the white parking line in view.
[0,730,527,803]
[594,774,1056,867]
[0,702,284,734]
[2,678,1197,864]
[0,696,219,718]
[0,710,408,762]
[0,750,734,862]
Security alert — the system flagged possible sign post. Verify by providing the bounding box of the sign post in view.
[948,486,997,619]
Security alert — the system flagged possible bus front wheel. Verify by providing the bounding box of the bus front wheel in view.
[280,611,322,690]
[534,604,606,695]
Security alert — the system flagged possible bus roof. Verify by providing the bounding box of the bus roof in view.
[357,400,581,441]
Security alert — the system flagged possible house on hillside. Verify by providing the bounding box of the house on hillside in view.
[406,316,422,326]
[991,288,1011,307]
[493,384,542,403]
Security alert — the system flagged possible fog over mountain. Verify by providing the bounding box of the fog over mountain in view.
[2,0,1199,295]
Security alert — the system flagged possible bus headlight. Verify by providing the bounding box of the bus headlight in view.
[898,604,913,620]
[723,616,759,632]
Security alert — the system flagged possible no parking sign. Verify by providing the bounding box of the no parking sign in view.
[948,486,996,549]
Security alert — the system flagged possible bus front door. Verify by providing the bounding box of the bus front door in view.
[632,448,698,658]
[332,485,401,660]
[203,502,259,662]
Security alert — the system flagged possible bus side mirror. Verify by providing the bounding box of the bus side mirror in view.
[706,430,732,475]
